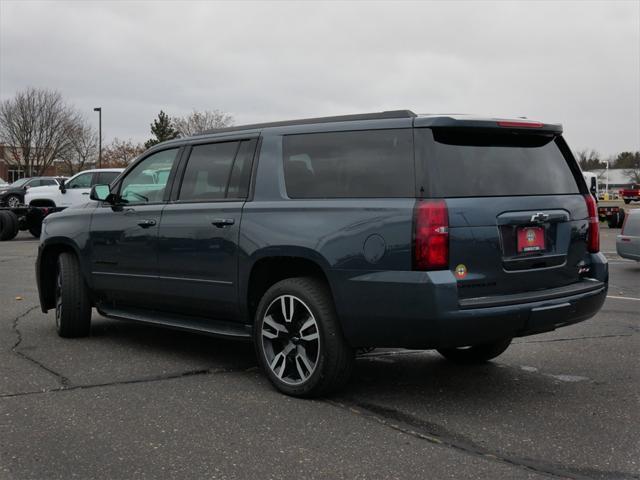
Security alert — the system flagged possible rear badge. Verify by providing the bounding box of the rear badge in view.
[454,264,467,279]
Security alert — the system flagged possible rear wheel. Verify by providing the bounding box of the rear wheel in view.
[55,252,92,338]
[254,277,354,397]
[28,224,42,238]
[0,211,19,241]
[437,338,512,364]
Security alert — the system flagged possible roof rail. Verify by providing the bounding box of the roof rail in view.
[198,110,416,135]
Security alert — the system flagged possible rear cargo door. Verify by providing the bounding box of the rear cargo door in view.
[415,127,589,300]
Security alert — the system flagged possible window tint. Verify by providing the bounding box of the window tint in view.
[40,179,57,186]
[96,171,120,185]
[66,172,94,189]
[25,179,40,187]
[283,129,414,198]
[415,129,580,197]
[227,139,257,199]
[178,141,240,201]
[119,149,179,204]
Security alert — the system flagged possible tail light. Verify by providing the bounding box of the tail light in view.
[584,194,599,253]
[413,200,449,270]
[497,120,544,128]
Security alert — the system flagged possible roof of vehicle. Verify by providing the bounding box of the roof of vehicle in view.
[199,110,561,135]
[147,110,563,152]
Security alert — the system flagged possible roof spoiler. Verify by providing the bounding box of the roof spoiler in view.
[414,116,563,134]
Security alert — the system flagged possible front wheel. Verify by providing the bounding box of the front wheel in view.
[254,277,354,397]
[6,194,22,208]
[437,338,512,364]
[624,199,631,204]
[55,252,92,338]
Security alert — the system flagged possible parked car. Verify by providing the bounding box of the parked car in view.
[620,184,640,204]
[616,209,640,261]
[35,111,608,397]
[0,176,65,207]
[24,169,123,208]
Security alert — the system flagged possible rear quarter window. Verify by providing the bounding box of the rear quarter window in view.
[416,128,581,197]
[283,129,414,198]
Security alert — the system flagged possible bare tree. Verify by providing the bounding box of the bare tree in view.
[58,120,98,175]
[173,109,234,137]
[575,149,602,171]
[0,88,79,176]
[102,138,145,168]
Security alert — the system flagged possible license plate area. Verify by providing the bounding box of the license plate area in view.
[517,226,545,253]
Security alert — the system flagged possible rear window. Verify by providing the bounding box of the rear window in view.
[416,129,580,197]
[283,129,413,198]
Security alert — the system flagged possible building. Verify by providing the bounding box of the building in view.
[0,144,65,183]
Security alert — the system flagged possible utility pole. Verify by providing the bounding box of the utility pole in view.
[94,107,102,168]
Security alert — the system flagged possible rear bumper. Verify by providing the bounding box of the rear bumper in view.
[333,253,608,348]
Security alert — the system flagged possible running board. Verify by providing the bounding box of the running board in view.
[97,305,252,340]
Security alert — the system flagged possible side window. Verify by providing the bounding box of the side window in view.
[40,179,57,186]
[178,141,240,201]
[66,172,94,189]
[227,139,257,199]
[25,179,40,187]
[119,148,179,205]
[283,129,414,198]
[96,171,120,185]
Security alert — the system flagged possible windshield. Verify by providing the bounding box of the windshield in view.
[10,178,30,187]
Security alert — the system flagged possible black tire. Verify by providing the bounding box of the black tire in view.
[28,224,42,238]
[616,210,625,229]
[253,277,354,398]
[624,199,631,204]
[0,211,19,241]
[5,194,22,208]
[437,337,512,364]
[55,252,92,338]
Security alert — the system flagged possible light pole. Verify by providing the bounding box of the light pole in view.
[93,107,102,168]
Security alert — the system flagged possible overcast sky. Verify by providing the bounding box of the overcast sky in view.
[1,0,639,157]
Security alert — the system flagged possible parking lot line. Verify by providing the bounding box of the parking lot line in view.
[606,295,640,302]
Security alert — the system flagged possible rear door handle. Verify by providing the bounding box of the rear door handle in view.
[211,218,235,228]
[137,219,157,228]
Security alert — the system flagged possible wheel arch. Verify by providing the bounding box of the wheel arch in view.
[243,248,335,326]
[37,239,84,312]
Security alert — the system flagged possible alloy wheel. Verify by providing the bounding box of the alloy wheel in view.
[261,294,320,385]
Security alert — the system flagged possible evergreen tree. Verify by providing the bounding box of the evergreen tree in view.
[145,110,179,148]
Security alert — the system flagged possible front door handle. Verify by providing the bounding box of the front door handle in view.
[211,218,235,228]
[137,219,157,228]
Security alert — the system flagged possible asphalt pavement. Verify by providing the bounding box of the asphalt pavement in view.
[0,227,638,480]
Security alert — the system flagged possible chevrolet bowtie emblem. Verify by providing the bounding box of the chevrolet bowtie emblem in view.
[530,212,549,223]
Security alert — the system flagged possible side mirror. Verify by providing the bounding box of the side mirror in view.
[59,180,66,193]
[90,184,113,202]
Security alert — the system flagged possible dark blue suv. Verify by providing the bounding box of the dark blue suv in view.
[36,110,608,397]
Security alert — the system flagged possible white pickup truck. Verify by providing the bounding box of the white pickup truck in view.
[24,168,123,208]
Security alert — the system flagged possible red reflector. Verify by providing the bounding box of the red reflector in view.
[584,194,599,253]
[414,200,449,270]
[497,120,544,128]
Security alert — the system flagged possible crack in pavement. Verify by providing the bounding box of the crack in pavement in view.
[0,366,256,399]
[328,399,638,480]
[11,304,71,387]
